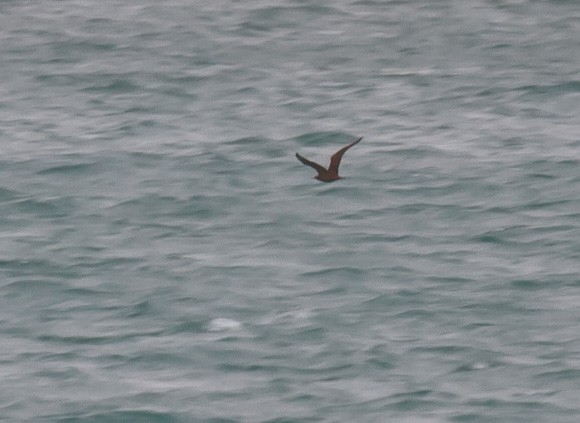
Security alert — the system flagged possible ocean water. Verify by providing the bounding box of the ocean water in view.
[1,0,580,421]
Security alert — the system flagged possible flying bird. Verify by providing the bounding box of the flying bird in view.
[296,136,363,182]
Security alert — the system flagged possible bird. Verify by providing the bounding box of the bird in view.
[295,136,363,182]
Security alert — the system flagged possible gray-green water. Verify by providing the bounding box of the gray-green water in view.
[1,1,580,422]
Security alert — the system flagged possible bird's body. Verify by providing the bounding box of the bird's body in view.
[296,137,363,182]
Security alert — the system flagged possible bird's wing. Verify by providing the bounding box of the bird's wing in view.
[296,153,327,176]
[328,137,363,174]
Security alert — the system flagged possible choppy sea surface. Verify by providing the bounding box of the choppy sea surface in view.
[1,1,580,422]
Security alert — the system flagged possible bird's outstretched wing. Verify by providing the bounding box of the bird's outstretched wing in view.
[328,137,363,174]
[296,153,327,176]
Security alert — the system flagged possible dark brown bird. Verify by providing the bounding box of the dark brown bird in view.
[296,136,363,182]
